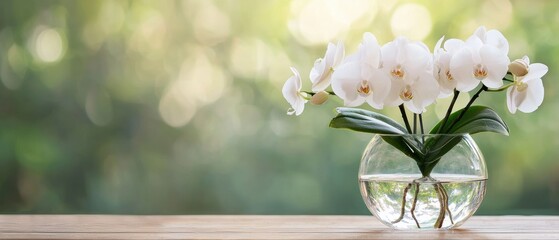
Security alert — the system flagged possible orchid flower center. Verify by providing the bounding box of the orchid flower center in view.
[516,81,528,92]
[473,64,488,80]
[445,70,454,81]
[399,85,413,101]
[391,65,405,79]
[357,80,371,97]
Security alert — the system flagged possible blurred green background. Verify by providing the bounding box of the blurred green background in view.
[0,0,557,214]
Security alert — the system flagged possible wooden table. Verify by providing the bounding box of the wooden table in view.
[0,215,558,239]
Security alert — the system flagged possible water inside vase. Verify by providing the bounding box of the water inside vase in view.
[359,174,486,230]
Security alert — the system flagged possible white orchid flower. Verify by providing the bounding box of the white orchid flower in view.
[331,33,390,109]
[382,37,439,114]
[474,26,509,55]
[450,27,510,92]
[389,72,440,114]
[310,41,345,92]
[433,36,465,97]
[506,56,548,114]
[282,67,307,116]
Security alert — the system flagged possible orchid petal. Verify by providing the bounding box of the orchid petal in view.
[434,36,445,54]
[444,39,465,53]
[465,35,483,52]
[331,62,361,104]
[385,79,405,107]
[324,43,336,67]
[310,42,345,92]
[412,74,439,110]
[479,45,508,89]
[450,48,479,92]
[404,100,423,114]
[333,41,345,67]
[511,85,528,114]
[310,58,327,91]
[486,29,509,54]
[506,87,517,114]
[345,97,366,107]
[361,33,381,68]
[405,43,432,78]
[518,78,544,113]
[474,26,487,40]
[293,97,306,115]
[290,67,301,90]
[367,69,391,109]
[283,67,306,115]
[381,40,398,70]
[523,63,548,82]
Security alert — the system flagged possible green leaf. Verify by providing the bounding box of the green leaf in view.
[430,106,509,135]
[328,108,421,167]
[329,107,408,134]
[381,135,424,162]
[417,106,508,176]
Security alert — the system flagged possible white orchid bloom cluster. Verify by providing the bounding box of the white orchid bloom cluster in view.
[283,26,548,117]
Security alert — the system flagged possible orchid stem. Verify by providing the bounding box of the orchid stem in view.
[419,114,425,143]
[399,105,412,134]
[486,82,514,92]
[447,85,487,131]
[419,114,425,135]
[302,91,337,96]
[413,114,417,134]
[438,90,460,133]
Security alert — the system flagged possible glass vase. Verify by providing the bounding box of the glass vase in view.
[359,134,487,230]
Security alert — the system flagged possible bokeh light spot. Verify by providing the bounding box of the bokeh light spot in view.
[390,3,432,40]
[159,47,227,127]
[289,0,375,45]
[159,80,198,128]
[35,28,65,63]
[480,0,513,29]
[229,38,273,79]
[192,1,231,45]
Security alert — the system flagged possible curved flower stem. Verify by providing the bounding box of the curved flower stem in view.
[399,105,412,134]
[447,85,488,131]
[413,114,417,134]
[301,91,315,96]
[419,114,425,135]
[419,114,425,143]
[438,90,460,133]
[439,184,454,224]
[301,91,337,96]
[410,182,421,228]
[391,183,412,224]
[485,82,514,92]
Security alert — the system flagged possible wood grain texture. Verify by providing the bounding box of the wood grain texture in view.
[0,215,558,239]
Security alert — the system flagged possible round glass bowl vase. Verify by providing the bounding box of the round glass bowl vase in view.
[358,134,487,230]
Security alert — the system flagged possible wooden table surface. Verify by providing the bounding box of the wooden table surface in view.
[0,215,558,239]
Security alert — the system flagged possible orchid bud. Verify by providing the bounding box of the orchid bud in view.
[310,91,329,105]
[508,58,529,77]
